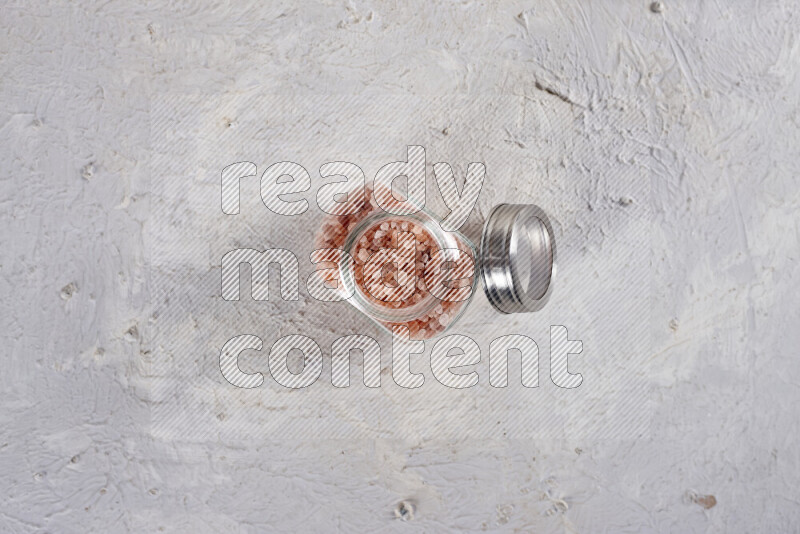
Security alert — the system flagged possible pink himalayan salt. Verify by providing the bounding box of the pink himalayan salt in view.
[314,185,473,340]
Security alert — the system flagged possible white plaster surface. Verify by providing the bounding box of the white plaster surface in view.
[2,1,800,532]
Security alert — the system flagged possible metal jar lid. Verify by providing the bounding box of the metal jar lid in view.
[479,204,556,314]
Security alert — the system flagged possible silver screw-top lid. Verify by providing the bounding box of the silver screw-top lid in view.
[479,204,557,314]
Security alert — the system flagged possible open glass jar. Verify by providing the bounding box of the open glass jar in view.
[314,185,556,340]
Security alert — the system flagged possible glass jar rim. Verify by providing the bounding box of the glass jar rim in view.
[340,211,470,323]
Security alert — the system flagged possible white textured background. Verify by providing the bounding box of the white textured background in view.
[2,1,799,532]
[148,92,651,443]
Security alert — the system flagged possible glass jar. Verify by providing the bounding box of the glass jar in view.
[314,184,556,339]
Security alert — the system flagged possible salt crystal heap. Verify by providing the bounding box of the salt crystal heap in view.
[315,185,474,340]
